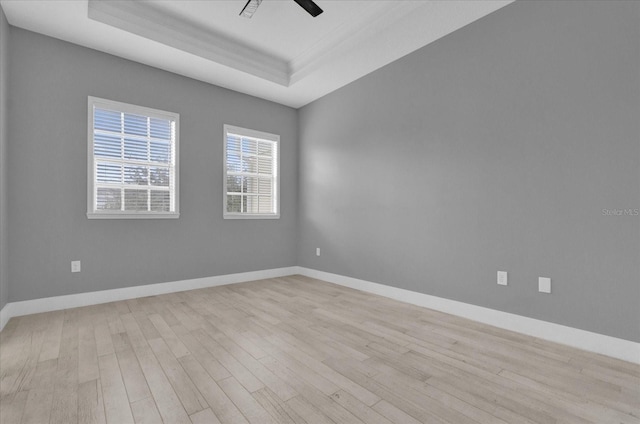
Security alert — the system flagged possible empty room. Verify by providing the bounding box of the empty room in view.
[0,0,638,423]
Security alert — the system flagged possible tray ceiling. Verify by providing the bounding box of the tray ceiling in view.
[1,0,513,107]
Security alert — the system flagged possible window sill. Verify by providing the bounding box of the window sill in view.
[223,213,280,220]
[87,212,180,220]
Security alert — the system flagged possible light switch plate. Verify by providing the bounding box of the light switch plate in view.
[539,277,551,293]
[497,271,508,286]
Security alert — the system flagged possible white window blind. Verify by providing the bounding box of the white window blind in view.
[88,97,179,219]
[224,125,279,219]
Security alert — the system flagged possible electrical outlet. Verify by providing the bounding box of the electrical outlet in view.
[316,248,321,257]
[71,260,81,273]
[497,271,508,286]
[539,277,551,293]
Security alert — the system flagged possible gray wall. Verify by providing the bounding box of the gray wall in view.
[7,28,298,302]
[298,1,640,342]
[3,1,639,343]
[0,6,8,311]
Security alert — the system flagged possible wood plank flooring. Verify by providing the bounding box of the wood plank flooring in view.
[1,275,638,424]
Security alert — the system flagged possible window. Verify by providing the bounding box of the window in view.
[224,125,279,219]
[87,97,179,219]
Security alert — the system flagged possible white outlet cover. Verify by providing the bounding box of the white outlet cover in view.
[497,271,508,286]
[71,260,81,273]
[539,277,551,293]
[316,248,321,257]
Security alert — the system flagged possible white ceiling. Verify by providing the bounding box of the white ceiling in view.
[1,0,513,108]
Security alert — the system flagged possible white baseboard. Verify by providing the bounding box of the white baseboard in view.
[0,266,298,331]
[296,267,640,365]
[2,265,637,364]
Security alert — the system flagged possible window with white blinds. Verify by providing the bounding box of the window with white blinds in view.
[224,125,279,219]
[87,97,179,219]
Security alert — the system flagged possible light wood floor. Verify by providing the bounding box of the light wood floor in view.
[1,275,638,424]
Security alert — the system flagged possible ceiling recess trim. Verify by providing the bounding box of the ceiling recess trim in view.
[3,0,515,107]
[288,1,425,85]
[87,0,290,86]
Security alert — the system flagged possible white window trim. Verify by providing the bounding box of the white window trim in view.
[87,96,180,219]
[223,124,280,219]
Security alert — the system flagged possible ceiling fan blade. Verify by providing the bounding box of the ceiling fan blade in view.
[240,0,262,18]
[293,0,323,17]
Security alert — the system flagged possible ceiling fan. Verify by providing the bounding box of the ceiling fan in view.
[240,0,323,19]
